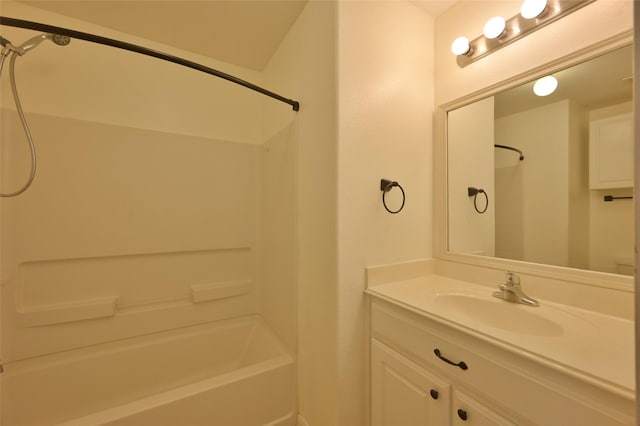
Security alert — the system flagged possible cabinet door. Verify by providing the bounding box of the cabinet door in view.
[589,113,633,189]
[452,391,516,426]
[372,340,450,426]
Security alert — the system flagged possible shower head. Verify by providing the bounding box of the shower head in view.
[51,34,71,46]
[15,33,70,55]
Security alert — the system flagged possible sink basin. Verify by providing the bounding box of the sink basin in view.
[434,293,565,337]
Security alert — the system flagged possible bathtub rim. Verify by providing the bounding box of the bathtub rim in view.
[57,354,294,426]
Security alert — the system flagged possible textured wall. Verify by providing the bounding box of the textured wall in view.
[337,2,434,424]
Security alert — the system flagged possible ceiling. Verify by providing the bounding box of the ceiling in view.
[18,0,455,71]
[411,0,457,17]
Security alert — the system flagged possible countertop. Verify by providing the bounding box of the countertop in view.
[366,274,635,398]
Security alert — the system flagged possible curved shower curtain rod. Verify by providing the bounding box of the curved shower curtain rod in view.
[494,144,524,160]
[0,17,300,111]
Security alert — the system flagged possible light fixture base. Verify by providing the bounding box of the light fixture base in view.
[457,0,595,68]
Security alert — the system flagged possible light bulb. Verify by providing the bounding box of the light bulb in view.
[483,16,506,39]
[451,37,471,55]
[533,75,558,96]
[520,0,547,19]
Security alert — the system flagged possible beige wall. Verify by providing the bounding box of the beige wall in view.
[262,1,339,425]
[448,96,495,256]
[493,100,590,269]
[261,3,436,425]
[337,2,434,425]
[495,100,571,267]
[263,3,436,424]
[568,100,590,271]
[495,141,524,261]
[633,5,639,414]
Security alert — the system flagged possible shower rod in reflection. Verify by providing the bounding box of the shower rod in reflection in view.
[0,17,301,111]
[494,144,524,160]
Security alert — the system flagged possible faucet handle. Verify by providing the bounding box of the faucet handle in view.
[505,271,520,286]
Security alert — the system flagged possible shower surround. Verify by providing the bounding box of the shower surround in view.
[0,1,299,422]
[0,103,297,424]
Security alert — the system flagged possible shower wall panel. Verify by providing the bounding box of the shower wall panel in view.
[495,101,571,268]
[1,109,260,361]
[260,123,297,352]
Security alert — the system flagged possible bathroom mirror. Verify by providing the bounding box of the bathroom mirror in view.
[445,43,633,278]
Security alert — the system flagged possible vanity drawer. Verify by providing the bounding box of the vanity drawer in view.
[370,299,635,426]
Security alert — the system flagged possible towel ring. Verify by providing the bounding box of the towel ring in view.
[468,187,488,214]
[381,179,405,214]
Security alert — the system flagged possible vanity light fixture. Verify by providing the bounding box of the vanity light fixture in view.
[520,0,548,19]
[533,75,558,96]
[452,0,595,68]
[451,36,471,56]
[483,17,506,39]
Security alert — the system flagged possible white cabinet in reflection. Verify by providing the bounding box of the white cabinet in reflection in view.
[589,113,633,189]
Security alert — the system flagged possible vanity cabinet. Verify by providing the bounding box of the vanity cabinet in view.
[369,298,635,426]
[589,113,633,189]
[452,391,516,426]
[372,339,515,426]
[371,340,451,425]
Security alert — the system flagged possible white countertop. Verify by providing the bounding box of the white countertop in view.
[366,274,635,397]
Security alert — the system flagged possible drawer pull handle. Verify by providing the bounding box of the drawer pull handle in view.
[457,409,468,421]
[434,348,468,370]
[430,389,439,400]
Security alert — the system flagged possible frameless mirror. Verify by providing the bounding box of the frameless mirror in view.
[447,44,633,276]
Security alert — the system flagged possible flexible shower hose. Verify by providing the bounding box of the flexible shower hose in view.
[0,48,37,197]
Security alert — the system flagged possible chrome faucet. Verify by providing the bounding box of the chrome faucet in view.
[492,272,539,307]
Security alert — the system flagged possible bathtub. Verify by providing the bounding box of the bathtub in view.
[2,315,295,426]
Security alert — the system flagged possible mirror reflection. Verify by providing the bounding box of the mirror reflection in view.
[447,45,633,276]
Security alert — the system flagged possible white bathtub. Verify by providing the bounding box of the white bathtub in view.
[2,315,295,426]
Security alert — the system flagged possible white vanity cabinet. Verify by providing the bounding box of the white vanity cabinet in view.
[369,297,635,426]
[371,340,451,425]
[372,339,515,426]
[451,391,515,426]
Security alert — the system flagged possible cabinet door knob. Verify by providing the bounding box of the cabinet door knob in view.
[429,389,439,400]
[457,409,468,421]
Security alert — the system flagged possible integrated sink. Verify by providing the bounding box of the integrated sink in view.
[365,272,634,394]
[434,293,565,337]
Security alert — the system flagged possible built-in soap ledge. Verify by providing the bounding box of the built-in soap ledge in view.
[190,280,252,303]
[17,296,119,327]
[15,280,252,327]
